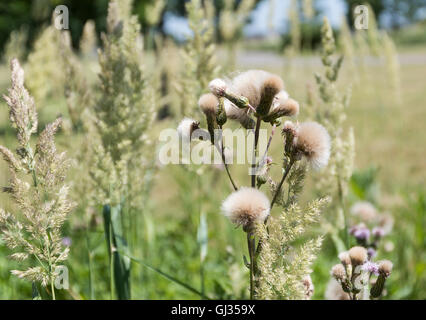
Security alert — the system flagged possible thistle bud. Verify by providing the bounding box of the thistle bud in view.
[209,78,227,97]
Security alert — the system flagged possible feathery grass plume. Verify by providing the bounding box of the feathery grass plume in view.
[26,23,64,105]
[283,0,301,81]
[144,0,166,27]
[219,0,256,70]
[365,3,381,56]
[79,20,98,58]
[302,0,314,20]
[3,26,28,63]
[91,0,156,299]
[0,59,74,299]
[382,33,402,105]
[308,17,355,245]
[338,15,358,82]
[255,199,329,299]
[180,69,331,299]
[176,0,219,117]
[288,0,301,53]
[59,31,93,130]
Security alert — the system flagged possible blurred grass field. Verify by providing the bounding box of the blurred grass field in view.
[0,40,424,299]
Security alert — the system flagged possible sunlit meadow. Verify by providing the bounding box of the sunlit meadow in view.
[0,0,424,300]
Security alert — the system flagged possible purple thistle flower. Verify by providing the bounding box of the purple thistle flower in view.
[367,247,377,259]
[361,261,379,276]
[372,227,385,238]
[62,237,72,247]
[354,227,370,241]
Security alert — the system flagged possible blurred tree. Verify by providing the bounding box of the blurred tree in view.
[385,0,426,29]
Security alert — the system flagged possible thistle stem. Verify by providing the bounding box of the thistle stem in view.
[251,118,262,188]
[247,233,256,299]
[218,129,238,191]
[270,158,295,210]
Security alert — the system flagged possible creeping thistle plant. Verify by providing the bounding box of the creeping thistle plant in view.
[178,70,331,299]
[0,59,74,299]
[329,246,393,300]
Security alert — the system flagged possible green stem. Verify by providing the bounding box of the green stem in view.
[247,233,256,300]
[270,158,295,210]
[50,278,56,300]
[251,118,262,188]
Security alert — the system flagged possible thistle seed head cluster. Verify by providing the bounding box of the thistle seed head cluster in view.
[0,59,74,290]
[328,246,393,300]
[180,67,331,300]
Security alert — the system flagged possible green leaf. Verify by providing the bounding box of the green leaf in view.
[32,282,41,300]
[103,204,131,300]
[121,252,212,300]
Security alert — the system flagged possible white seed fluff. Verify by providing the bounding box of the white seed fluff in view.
[221,187,270,229]
[177,117,197,142]
[294,122,331,170]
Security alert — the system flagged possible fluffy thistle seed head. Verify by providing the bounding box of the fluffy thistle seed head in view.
[221,187,270,232]
[256,75,284,115]
[177,117,199,142]
[338,251,351,266]
[378,260,393,277]
[273,90,299,115]
[348,246,368,266]
[293,122,331,170]
[331,264,346,281]
[350,201,377,222]
[198,93,219,115]
[209,78,227,97]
